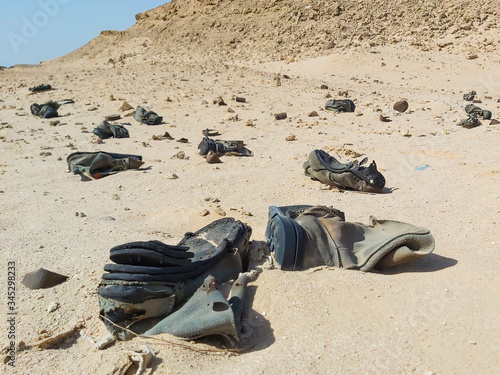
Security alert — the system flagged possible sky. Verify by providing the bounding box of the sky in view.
[0,0,169,67]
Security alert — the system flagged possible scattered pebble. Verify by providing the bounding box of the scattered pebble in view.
[166,172,178,179]
[199,209,210,216]
[286,135,296,141]
[49,120,60,126]
[214,207,226,216]
[308,111,319,117]
[47,302,60,313]
[119,101,133,111]
[274,112,287,120]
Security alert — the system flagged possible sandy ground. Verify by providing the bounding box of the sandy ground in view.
[1,41,499,375]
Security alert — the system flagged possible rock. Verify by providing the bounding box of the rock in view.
[379,114,391,122]
[199,209,210,217]
[235,96,246,103]
[49,120,60,126]
[166,172,178,179]
[393,100,409,113]
[213,97,226,106]
[490,119,500,125]
[214,207,226,216]
[87,107,98,111]
[171,151,188,159]
[273,76,281,86]
[286,135,296,141]
[22,268,69,289]
[274,112,287,120]
[308,111,319,117]
[105,114,121,121]
[47,302,60,313]
[206,151,222,164]
[119,101,133,111]
[245,120,255,127]
[320,85,328,90]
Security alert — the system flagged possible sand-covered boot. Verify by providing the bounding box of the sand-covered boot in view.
[303,150,385,193]
[464,104,492,120]
[266,205,435,272]
[198,136,253,156]
[66,151,144,178]
[324,99,355,113]
[93,120,130,139]
[133,106,163,125]
[98,218,251,340]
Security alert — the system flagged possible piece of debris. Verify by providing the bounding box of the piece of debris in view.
[379,114,391,122]
[213,97,226,106]
[105,114,121,121]
[235,96,246,103]
[119,101,134,111]
[274,112,287,120]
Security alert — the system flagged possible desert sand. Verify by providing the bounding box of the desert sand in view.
[1,1,500,374]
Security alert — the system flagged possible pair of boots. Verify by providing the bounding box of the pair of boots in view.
[98,218,252,346]
[266,205,435,271]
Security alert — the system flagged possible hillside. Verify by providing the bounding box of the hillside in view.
[57,0,499,64]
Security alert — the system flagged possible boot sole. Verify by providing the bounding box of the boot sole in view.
[266,207,304,270]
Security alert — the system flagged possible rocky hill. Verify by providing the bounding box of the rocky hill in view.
[58,0,499,63]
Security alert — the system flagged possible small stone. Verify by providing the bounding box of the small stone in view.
[111,194,120,200]
[490,119,500,125]
[235,96,246,103]
[285,135,296,141]
[171,151,187,159]
[242,211,253,216]
[166,172,178,179]
[109,95,115,101]
[176,138,189,143]
[199,209,210,217]
[87,107,98,111]
[325,93,332,98]
[213,97,226,106]
[119,101,133,111]
[379,114,391,122]
[47,302,60,313]
[206,151,222,164]
[320,184,332,190]
[245,120,255,127]
[320,84,328,90]
[49,120,60,126]
[105,114,121,121]
[393,100,409,113]
[274,112,287,120]
[273,76,281,86]
[308,111,319,117]
[214,207,226,216]
[227,107,235,113]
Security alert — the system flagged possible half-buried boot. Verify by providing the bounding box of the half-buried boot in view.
[198,136,253,157]
[133,106,163,125]
[67,151,144,179]
[266,205,435,272]
[464,104,492,120]
[98,218,252,341]
[92,120,130,139]
[303,150,385,193]
[324,99,355,113]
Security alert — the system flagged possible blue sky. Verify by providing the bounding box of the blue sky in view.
[0,0,169,67]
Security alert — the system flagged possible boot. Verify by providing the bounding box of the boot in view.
[266,205,435,272]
